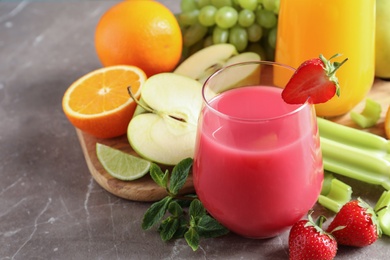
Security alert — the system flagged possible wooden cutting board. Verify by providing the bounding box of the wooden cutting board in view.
[77,129,195,202]
[77,78,390,202]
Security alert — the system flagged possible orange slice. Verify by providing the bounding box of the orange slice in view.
[62,65,146,138]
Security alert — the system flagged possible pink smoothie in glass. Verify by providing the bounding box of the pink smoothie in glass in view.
[193,86,323,238]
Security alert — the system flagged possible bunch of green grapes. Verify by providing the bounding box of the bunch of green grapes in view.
[178,0,280,60]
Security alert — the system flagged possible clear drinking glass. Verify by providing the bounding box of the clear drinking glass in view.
[193,61,324,238]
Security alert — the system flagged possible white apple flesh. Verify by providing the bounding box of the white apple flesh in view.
[127,73,203,165]
[222,52,262,88]
[174,43,261,85]
[174,43,237,83]
[201,51,262,101]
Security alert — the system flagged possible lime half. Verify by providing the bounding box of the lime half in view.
[96,143,151,181]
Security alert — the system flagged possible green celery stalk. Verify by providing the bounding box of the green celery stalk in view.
[374,190,390,236]
[350,98,382,128]
[318,117,390,159]
[318,117,390,190]
[320,137,390,190]
[317,118,390,235]
[318,172,352,213]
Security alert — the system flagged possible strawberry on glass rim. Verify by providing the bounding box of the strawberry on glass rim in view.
[282,53,348,104]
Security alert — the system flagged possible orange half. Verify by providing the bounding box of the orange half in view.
[62,65,146,138]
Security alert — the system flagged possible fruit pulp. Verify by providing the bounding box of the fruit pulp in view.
[275,0,375,117]
[193,86,323,238]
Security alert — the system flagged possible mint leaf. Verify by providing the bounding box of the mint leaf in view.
[172,217,189,239]
[185,227,200,251]
[142,158,229,252]
[168,201,183,217]
[189,199,206,220]
[177,194,197,208]
[149,163,169,188]
[159,217,180,241]
[169,158,193,195]
[197,215,229,238]
[142,196,172,230]
[189,215,197,227]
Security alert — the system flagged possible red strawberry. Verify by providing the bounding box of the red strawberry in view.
[326,198,382,247]
[282,53,348,104]
[289,212,337,260]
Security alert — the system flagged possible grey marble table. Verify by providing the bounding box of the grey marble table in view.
[1,1,389,259]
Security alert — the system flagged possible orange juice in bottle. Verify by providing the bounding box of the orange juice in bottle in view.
[275,0,375,117]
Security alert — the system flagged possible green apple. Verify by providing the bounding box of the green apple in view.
[222,52,262,87]
[127,73,203,165]
[174,43,261,84]
[174,43,237,83]
[375,0,390,78]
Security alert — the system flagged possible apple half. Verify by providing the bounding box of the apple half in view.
[127,73,203,166]
[174,43,261,85]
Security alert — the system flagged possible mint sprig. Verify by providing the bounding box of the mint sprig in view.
[142,158,229,251]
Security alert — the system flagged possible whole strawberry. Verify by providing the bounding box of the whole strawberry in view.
[289,213,337,260]
[327,198,382,247]
[282,53,348,104]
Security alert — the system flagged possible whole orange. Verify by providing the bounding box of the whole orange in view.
[94,1,182,77]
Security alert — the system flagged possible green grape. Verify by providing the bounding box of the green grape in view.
[263,0,280,14]
[273,0,280,14]
[178,9,200,26]
[256,9,277,28]
[231,0,241,10]
[238,0,258,11]
[198,0,212,8]
[267,26,277,49]
[211,0,233,8]
[229,25,248,52]
[262,0,275,11]
[183,22,209,47]
[238,9,255,27]
[212,26,229,43]
[181,0,199,12]
[215,6,238,29]
[246,23,263,42]
[198,5,218,27]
